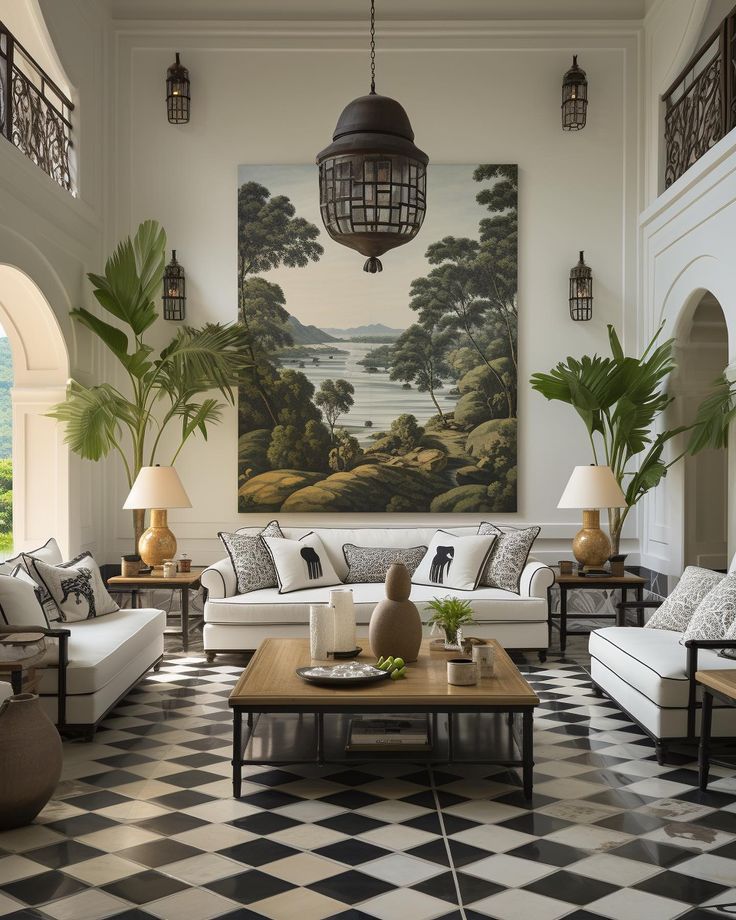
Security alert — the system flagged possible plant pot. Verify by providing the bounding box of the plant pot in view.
[0,693,62,829]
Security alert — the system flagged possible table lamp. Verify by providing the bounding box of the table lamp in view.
[123,465,192,567]
[558,464,626,569]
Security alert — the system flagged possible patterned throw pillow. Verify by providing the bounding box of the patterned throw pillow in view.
[219,520,284,594]
[720,619,736,660]
[645,566,724,632]
[28,553,119,622]
[477,523,540,594]
[343,544,427,584]
[262,532,342,594]
[684,574,736,642]
[4,538,63,612]
[412,532,496,592]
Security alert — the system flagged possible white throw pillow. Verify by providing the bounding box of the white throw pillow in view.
[645,566,724,632]
[4,538,63,613]
[412,531,496,591]
[262,532,342,594]
[29,552,119,622]
[0,571,49,629]
[684,574,736,642]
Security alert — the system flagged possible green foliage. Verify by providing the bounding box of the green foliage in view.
[687,373,736,453]
[49,221,252,488]
[358,344,393,370]
[0,338,13,459]
[0,457,11,536]
[315,379,355,436]
[425,596,474,642]
[328,428,363,472]
[267,419,330,472]
[390,414,424,452]
[390,325,454,425]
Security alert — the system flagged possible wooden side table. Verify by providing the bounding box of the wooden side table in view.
[696,668,736,790]
[107,568,205,652]
[553,570,646,654]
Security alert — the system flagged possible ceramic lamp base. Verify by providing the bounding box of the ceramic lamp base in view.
[138,509,177,567]
[571,509,611,568]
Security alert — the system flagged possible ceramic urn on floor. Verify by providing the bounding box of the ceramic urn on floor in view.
[0,693,62,829]
[369,562,423,662]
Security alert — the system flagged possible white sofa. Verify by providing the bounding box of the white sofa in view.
[202,526,554,661]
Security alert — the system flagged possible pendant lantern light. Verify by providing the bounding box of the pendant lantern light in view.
[162,250,186,321]
[561,55,587,131]
[166,52,190,124]
[569,251,593,321]
[316,0,428,273]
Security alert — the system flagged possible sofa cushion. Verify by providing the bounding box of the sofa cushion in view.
[205,583,548,627]
[343,544,427,584]
[263,533,342,593]
[413,532,496,591]
[645,565,724,632]
[2,537,63,614]
[589,626,736,708]
[684,574,736,641]
[477,524,540,593]
[220,520,283,594]
[38,608,165,696]
[0,571,49,628]
[30,553,119,622]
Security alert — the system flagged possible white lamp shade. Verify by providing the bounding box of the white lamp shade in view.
[123,466,192,510]
[558,465,627,509]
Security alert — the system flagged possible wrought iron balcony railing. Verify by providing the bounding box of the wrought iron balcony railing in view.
[663,6,736,189]
[0,21,75,195]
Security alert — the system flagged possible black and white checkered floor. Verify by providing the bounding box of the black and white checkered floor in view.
[1,643,735,920]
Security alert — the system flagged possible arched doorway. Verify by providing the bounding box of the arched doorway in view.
[677,291,729,569]
[0,265,70,556]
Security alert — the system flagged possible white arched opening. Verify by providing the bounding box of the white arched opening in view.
[0,264,70,556]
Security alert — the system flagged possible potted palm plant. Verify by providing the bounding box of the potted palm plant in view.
[426,596,474,649]
[49,220,252,547]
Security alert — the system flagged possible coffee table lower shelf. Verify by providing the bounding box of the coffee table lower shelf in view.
[231,707,534,799]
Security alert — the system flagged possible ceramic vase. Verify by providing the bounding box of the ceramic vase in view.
[0,693,62,830]
[369,563,423,662]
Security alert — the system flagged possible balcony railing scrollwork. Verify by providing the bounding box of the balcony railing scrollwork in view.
[0,21,75,195]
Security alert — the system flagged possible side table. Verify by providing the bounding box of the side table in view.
[553,570,646,654]
[696,669,736,791]
[107,568,205,652]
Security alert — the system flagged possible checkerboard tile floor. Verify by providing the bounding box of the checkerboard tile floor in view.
[1,646,735,919]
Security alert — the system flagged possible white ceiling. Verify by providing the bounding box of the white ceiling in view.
[110,0,649,21]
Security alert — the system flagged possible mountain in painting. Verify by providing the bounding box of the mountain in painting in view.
[286,315,338,344]
[322,323,404,340]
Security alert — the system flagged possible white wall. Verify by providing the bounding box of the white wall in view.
[107,15,641,565]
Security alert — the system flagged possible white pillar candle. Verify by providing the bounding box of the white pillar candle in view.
[330,588,356,652]
[310,605,332,659]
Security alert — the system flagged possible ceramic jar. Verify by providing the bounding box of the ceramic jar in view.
[369,563,423,663]
[0,693,62,829]
[447,658,478,686]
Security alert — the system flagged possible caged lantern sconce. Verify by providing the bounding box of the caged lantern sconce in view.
[162,250,186,321]
[561,55,587,131]
[569,251,593,321]
[166,52,190,124]
[316,0,428,273]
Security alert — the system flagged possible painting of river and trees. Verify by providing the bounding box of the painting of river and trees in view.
[237,164,518,513]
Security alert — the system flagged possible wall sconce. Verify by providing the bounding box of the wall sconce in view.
[163,250,186,321]
[562,55,587,131]
[569,251,592,321]
[166,52,190,124]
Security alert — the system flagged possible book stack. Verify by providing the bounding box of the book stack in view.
[346,715,431,752]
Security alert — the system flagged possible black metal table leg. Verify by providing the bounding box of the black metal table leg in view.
[181,587,189,652]
[447,712,453,762]
[317,712,324,764]
[636,585,645,626]
[522,708,534,799]
[232,708,243,798]
[699,689,713,791]
[559,585,568,654]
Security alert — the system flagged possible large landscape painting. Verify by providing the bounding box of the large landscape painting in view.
[237,164,518,513]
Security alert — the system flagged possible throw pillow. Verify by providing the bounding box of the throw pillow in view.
[477,523,541,593]
[262,532,342,594]
[3,538,63,611]
[29,552,119,622]
[412,531,496,592]
[645,566,724,632]
[719,619,736,660]
[0,571,49,629]
[219,520,284,594]
[684,574,736,642]
[343,544,428,584]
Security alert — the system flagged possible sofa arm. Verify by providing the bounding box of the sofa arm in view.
[201,557,237,599]
[519,560,554,598]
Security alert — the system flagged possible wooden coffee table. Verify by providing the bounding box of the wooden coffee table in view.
[229,638,539,798]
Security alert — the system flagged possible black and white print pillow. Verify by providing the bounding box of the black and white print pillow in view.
[29,553,119,622]
[684,574,736,642]
[720,618,736,660]
[219,520,284,595]
[645,566,724,633]
[0,570,49,629]
[477,523,540,594]
[262,532,342,594]
[412,531,496,592]
[343,544,428,584]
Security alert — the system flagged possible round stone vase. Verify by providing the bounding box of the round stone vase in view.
[369,563,423,663]
[0,693,62,830]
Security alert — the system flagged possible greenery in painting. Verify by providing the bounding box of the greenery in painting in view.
[237,165,518,513]
[0,338,12,551]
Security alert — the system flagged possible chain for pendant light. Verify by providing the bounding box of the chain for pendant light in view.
[370,0,376,94]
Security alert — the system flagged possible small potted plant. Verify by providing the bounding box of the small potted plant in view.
[426,597,474,649]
